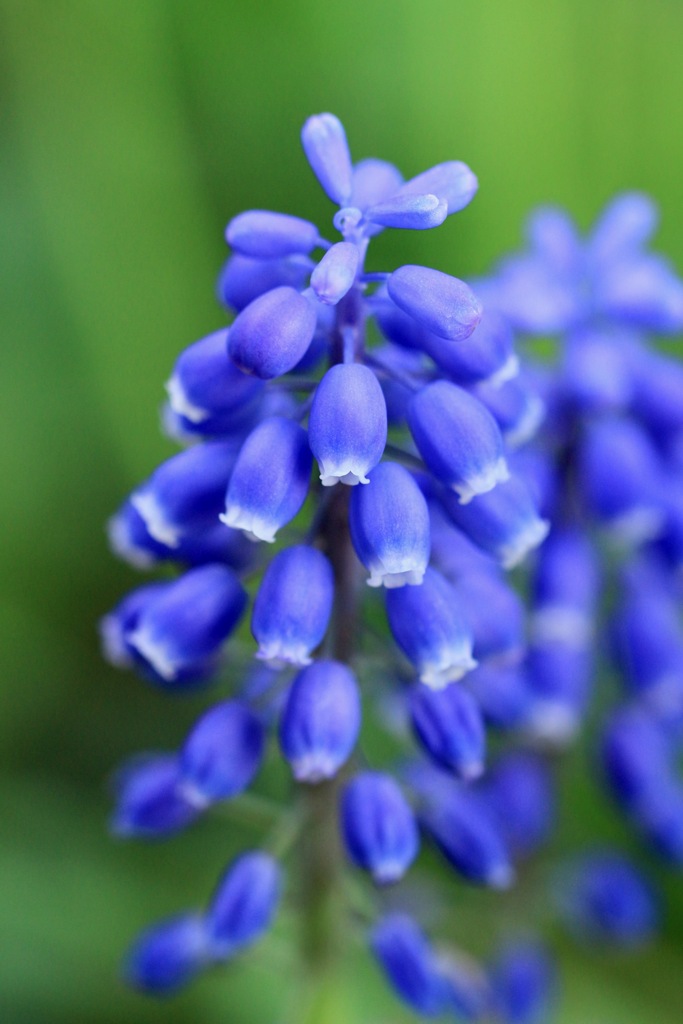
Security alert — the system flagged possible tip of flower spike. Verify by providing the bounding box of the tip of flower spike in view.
[453,456,510,505]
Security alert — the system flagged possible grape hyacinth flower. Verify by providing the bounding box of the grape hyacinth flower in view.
[103,113,683,1022]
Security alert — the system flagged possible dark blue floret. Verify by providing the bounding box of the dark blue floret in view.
[342,771,419,884]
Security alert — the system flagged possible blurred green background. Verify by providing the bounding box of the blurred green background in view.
[2,1,683,1021]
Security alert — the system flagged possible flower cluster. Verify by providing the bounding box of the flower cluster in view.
[102,116,682,1020]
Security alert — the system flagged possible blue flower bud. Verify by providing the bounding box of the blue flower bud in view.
[531,528,600,646]
[373,293,429,350]
[100,581,170,671]
[388,265,482,341]
[180,701,265,803]
[489,941,556,1024]
[441,476,549,569]
[578,417,664,543]
[128,564,247,682]
[166,328,263,424]
[206,851,282,958]
[218,252,313,313]
[279,659,361,782]
[221,416,312,542]
[123,913,209,994]
[228,286,317,379]
[301,113,353,206]
[350,158,403,211]
[601,707,671,814]
[409,381,509,503]
[308,363,387,485]
[370,913,449,1016]
[310,241,359,304]
[610,571,683,713]
[131,442,237,548]
[396,160,478,216]
[365,192,448,231]
[453,570,525,667]
[409,682,486,779]
[423,787,514,888]
[483,752,554,858]
[251,545,334,666]
[386,567,476,688]
[349,462,430,587]
[474,376,546,450]
[560,852,658,945]
[524,641,593,744]
[342,771,419,884]
[111,755,200,838]
[225,210,320,259]
[420,310,517,387]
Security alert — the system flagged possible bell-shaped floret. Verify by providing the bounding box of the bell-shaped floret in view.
[221,416,312,543]
[301,113,353,205]
[206,851,282,959]
[475,375,546,450]
[131,442,237,549]
[420,310,517,387]
[166,328,263,424]
[422,786,514,889]
[441,476,549,569]
[127,564,247,682]
[349,462,430,588]
[409,381,508,504]
[559,852,658,945]
[489,940,556,1024]
[453,570,526,667]
[310,241,359,305]
[218,252,313,313]
[279,660,361,782]
[409,682,486,780]
[578,416,664,543]
[524,641,593,744]
[309,363,387,486]
[100,582,171,671]
[251,545,334,666]
[365,192,448,231]
[342,771,419,884]
[123,913,209,994]
[370,913,449,1016]
[111,754,200,838]
[482,752,554,858]
[531,528,600,646]
[386,567,476,688]
[226,210,320,259]
[228,286,317,379]
[180,701,265,803]
[388,265,482,341]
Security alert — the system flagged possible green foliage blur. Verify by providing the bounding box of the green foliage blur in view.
[2,1,683,1021]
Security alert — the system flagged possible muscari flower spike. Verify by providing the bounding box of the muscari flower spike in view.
[107,114,679,1021]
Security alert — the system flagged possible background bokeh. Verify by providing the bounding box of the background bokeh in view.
[2,1,683,1021]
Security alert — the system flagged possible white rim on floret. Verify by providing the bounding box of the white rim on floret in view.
[318,457,372,487]
[486,352,520,389]
[219,507,277,543]
[608,506,664,547]
[503,393,546,449]
[99,615,134,669]
[531,605,594,646]
[165,374,210,424]
[453,455,510,505]
[107,512,157,569]
[291,753,340,784]
[255,640,313,669]
[128,626,178,680]
[499,517,550,569]
[419,649,478,689]
[524,700,580,747]
[367,566,426,589]
[131,490,182,548]
[371,858,412,886]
